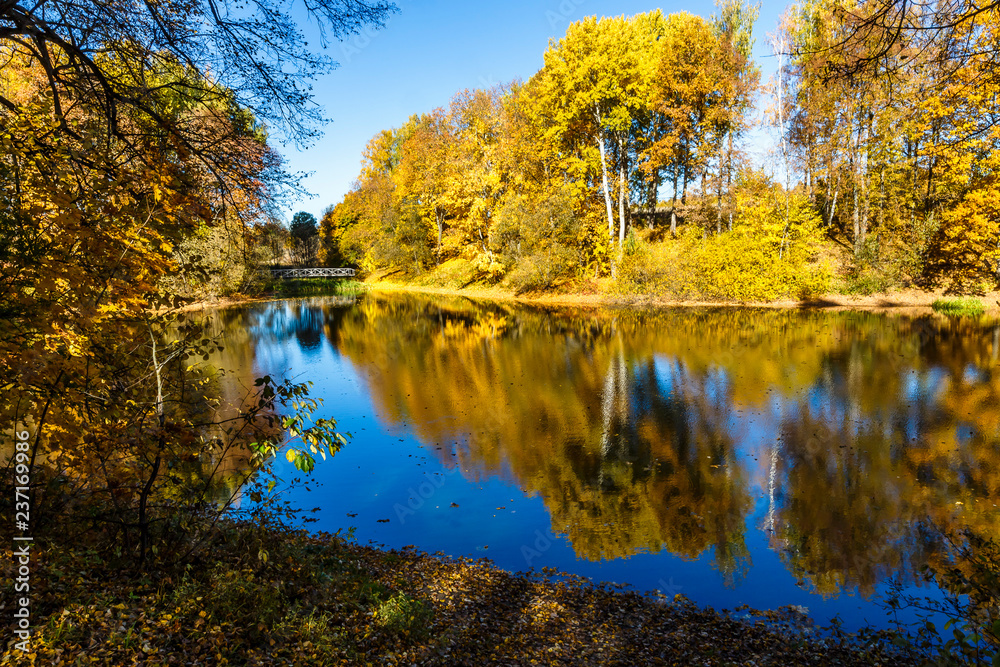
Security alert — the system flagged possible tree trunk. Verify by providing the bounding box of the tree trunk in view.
[716,135,724,234]
[646,177,657,231]
[436,208,443,264]
[141,327,167,567]
[701,167,709,239]
[828,181,839,230]
[670,169,679,237]
[726,133,734,231]
[681,161,688,204]
[594,108,616,276]
[852,184,861,253]
[618,134,627,249]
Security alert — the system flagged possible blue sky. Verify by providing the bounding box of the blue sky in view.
[280,1,789,223]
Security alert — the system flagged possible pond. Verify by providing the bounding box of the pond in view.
[205,292,1000,633]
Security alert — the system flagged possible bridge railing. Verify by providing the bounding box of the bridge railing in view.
[266,267,356,279]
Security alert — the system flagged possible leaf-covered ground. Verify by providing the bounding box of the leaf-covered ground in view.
[2,522,923,666]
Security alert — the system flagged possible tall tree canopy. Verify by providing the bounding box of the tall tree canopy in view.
[0,0,396,144]
[291,211,319,241]
[781,0,1000,291]
[323,8,767,289]
[0,0,392,560]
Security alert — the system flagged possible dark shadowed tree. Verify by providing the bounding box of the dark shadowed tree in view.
[290,211,320,265]
[291,211,319,241]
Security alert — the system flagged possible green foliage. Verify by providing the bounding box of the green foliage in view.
[932,297,987,317]
[885,529,999,666]
[289,212,321,266]
[162,219,272,298]
[373,592,434,636]
[622,227,643,257]
[841,232,927,296]
[172,564,288,637]
[267,278,367,297]
[843,269,897,296]
[613,236,692,298]
[257,220,291,268]
[393,210,436,273]
[248,375,347,476]
[319,202,359,267]
[490,185,582,284]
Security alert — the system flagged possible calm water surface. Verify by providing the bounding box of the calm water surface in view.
[209,293,1000,632]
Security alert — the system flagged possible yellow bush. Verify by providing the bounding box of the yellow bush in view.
[692,193,831,301]
[612,185,832,301]
[612,234,696,298]
[927,182,1000,293]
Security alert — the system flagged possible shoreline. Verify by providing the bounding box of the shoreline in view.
[161,279,1000,317]
[365,280,1000,314]
[9,521,923,666]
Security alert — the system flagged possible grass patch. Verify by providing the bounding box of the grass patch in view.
[374,592,434,636]
[931,297,986,317]
[268,277,367,297]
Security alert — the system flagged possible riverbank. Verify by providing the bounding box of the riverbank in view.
[162,279,367,314]
[166,278,1000,317]
[366,278,1000,315]
[1,521,921,666]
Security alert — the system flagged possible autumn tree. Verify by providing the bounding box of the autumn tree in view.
[320,8,778,293]
[393,109,456,261]
[711,0,761,232]
[650,12,725,236]
[0,0,392,562]
[535,14,659,272]
[782,0,1000,292]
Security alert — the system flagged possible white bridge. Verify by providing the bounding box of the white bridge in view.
[268,267,356,279]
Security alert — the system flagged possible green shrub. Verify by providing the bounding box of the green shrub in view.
[611,233,695,298]
[269,278,367,297]
[842,234,917,295]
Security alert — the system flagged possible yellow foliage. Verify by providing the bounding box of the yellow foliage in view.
[615,182,832,301]
[930,181,1000,293]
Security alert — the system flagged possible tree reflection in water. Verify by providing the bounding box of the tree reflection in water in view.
[236,294,1000,606]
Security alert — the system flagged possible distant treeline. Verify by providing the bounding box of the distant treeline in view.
[322,2,1000,299]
